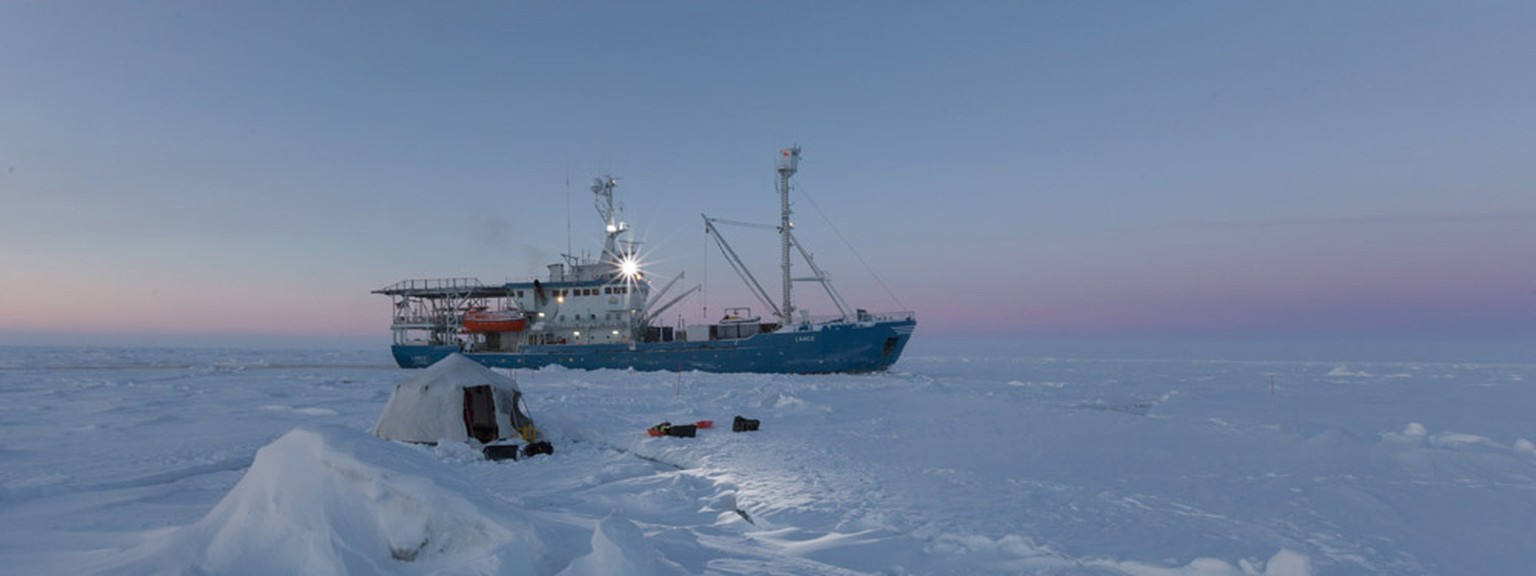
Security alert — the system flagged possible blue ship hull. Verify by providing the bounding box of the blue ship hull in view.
[391,318,915,374]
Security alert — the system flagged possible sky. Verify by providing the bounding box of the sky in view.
[1,1,1533,355]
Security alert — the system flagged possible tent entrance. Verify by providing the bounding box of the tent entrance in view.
[463,385,499,443]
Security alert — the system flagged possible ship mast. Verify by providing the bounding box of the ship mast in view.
[591,175,626,264]
[776,146,800,326]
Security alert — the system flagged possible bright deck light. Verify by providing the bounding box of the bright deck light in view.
[619,256,640,279]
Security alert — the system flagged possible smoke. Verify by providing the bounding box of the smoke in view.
[468,213,556,277]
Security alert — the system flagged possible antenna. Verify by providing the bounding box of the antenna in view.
[702,227,709,323]
[565,168,572,263]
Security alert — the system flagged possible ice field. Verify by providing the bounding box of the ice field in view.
[1,342,1533,575]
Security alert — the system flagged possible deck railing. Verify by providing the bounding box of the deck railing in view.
[868,311,916,323]
[374,278,487,295]
[800,311,916,325]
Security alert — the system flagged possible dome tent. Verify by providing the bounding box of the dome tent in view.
[373,353,536,444]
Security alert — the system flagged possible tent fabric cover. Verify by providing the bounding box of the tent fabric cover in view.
[372,353,532,444]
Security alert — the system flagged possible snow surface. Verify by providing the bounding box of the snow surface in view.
[1,345,1534,575]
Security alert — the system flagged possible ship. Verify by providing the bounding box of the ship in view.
[373,147,917,373]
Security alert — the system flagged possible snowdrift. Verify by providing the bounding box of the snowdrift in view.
[94,425,538,575]
[556,516,687,576]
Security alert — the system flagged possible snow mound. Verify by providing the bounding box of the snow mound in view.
[1261,549,1315,576]
[1327,365,1369,377]
[1381,422,1429,444]
[1092,547,1312,576]
[557,515,685,576]
[1008,379,1065,388]
[1429,432,1499,449]
[1515,438,1536,457]
[96,425,537,575]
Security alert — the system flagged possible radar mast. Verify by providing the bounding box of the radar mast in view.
[591,175,629,265]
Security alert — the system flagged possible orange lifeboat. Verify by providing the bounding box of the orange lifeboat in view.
[462,310,528,333]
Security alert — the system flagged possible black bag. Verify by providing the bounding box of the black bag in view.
[666,424,697,438]
[732,415,760,432]
[482,445,521,461]
[522,441,555,457]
